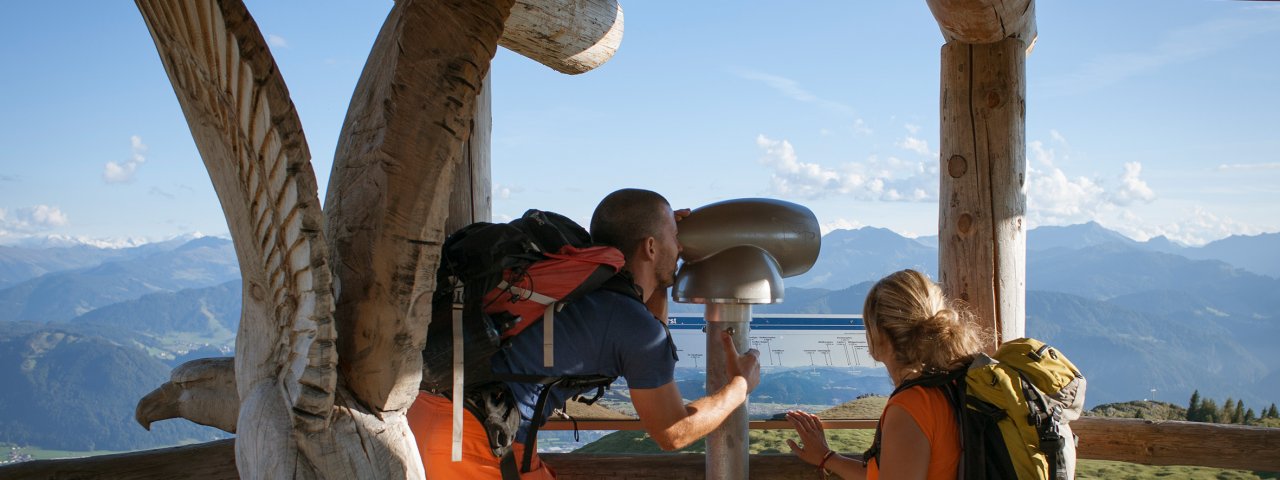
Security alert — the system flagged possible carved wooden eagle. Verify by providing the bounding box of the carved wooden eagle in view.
[129,0,622,476]
[129,0,514,477]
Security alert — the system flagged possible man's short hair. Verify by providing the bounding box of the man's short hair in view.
[590,189,672,261]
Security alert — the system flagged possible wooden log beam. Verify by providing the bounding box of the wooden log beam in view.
[938,37,1028,349]
[0,439,237,480]
[540,419,879,431]
[925,0,1037,48]
[542,454,820,480]
[501,0,623,75]
[1073,417,1280,472]
[7,420,1280,478]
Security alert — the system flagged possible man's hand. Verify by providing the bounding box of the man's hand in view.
[670,207,691,225]
[720,331,761,393]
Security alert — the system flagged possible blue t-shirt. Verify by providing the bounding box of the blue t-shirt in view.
[492,288,678,442]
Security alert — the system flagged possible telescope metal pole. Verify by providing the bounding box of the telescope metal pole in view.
[705,303,751,480]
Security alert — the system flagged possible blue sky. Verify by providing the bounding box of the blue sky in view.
[1,1,1277,247]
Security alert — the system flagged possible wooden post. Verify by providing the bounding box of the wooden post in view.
[937,37,1027,349]
[445,73,493,234]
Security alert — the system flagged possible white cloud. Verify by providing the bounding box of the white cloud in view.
[1109,162,1156,206]
[820,218,865,235]
[268,34,289,48]
[897,125,936,158]
[898,136,933,157]
[0,205,69,239]
[1026,134,1266,245]
[103,135,148,184]
[1025,140,1155,226]
[1026,162,1106,225]
[1049,129,1068,146]
[755,134,936,202]
[1216,162,1280,171]
[493,183,523,200]
[1110,207,1263,247]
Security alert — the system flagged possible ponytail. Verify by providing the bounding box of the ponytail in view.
[863,270,988,374]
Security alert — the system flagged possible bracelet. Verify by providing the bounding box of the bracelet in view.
[818,450,836,470]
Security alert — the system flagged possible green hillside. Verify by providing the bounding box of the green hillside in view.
[0,325,229,451]
[1086,400,1186,421]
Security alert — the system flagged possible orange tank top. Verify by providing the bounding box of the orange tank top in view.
[866,385,961,480]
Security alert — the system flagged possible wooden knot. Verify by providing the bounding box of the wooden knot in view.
[948,154,967,178]
[957,213,974,235]
[986,90,1002,108]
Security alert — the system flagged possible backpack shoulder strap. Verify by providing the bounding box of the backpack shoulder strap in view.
[517,374,617,473]
[597,270,644,303]
[862,369,966,467]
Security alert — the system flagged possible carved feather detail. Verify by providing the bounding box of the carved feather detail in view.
[135,0,337,431]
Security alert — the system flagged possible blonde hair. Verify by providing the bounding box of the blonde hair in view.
[863,269,988,376]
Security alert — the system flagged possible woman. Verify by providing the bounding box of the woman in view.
[786,269,988,479]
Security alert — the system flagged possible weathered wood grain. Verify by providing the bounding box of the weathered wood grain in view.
[323,0,513,417]
[133,0,515,477]
[502,0,623,74]
[444,74,493,235]
[925,0,1036,47]
[7,419,1279,478]
[133,0,336,429]
[937,37,1028,350]
[1074,417,1280,471]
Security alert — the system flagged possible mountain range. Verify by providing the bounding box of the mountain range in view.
[0,223,1276,451]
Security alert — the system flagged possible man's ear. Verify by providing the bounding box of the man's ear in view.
[642,236,658,260]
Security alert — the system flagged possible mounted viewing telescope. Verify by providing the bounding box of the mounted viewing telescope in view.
[672,198,820,480]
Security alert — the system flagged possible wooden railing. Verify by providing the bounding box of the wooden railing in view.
[4,418,1278,478]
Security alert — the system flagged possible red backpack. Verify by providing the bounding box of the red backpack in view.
[421,210,627,479]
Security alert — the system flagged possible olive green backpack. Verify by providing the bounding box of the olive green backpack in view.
[866,338,1087,479]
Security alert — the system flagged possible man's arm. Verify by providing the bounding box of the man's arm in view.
[629,331,760,451]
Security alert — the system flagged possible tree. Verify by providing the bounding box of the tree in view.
[1203,399,1220,423]
[1245,408,1257,424]
[1233,399,1246,424]
[1187,390,1201,421]
[1268,403,1279,419]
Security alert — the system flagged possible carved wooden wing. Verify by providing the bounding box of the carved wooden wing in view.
[135,0,337,429]
[323,0,514,413]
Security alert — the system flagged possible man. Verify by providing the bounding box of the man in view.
[408,188,762,479]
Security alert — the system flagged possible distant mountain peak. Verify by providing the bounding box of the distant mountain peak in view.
[14,234,152,250]
[8,232,220,250]
[1028,222,1137,251]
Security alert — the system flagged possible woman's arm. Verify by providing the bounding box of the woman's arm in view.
[874,404,931,480]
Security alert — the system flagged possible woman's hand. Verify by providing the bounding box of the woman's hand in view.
[785,410,832,466]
